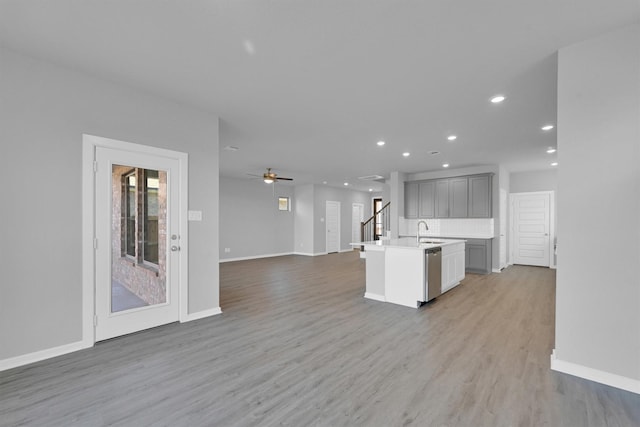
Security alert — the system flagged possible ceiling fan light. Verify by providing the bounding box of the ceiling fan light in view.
[264,178,274,184]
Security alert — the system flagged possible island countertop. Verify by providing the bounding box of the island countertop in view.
[356,237,466,250]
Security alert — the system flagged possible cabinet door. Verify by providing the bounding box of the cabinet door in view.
[466,244,486,272]
[469,175,491,217]
[435,179,450,218]
[449,177,468,218]
[404,182,419,219]
[418,181,435,218]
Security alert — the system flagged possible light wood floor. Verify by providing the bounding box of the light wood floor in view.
[2,251,639,426]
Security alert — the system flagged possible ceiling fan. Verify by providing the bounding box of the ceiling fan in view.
[248,168,294,184]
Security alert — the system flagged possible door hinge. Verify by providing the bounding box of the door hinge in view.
[93,315,98,327]
[93,160,98,172]
[93,238,98,249]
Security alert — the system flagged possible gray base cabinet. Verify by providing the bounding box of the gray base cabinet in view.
[465,238,492,274]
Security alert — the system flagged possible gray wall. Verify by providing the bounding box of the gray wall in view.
[556,24,640,383]
[510,169,557,193]
[219,177,294,260]
[313,185,373,254]
[294,184,315,255]
[0,47,220,360]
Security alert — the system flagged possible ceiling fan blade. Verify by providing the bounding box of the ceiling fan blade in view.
[246,173,262,178]
[276,177,293,181]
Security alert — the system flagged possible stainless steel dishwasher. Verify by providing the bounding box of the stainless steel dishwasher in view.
[425,247,442,301]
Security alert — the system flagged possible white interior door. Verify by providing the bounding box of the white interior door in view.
[326,201,340,253]
[352,203,364,244]
[94,146,181,341]
[511,192,551,267]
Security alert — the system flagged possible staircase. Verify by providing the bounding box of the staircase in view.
[360,202,390,251]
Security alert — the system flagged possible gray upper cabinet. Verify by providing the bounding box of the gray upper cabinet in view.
[449,177,468,218]
[404,173,493,219]
[468,175,492,218]
[404,181,419,218]
[435,180,450,217]
[418,181,436,218]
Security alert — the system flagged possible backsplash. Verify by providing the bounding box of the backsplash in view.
[399,217,494,239]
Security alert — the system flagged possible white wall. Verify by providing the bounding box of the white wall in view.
[0,48,220,361]
[219,177,294,260]
[554,24,640,391]
[510,169,557,193]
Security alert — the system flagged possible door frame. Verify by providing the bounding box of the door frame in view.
[82,134,189,347]
[509,191,555,268]
[325,200,341,254]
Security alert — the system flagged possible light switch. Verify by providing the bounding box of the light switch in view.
[188,210,203,221]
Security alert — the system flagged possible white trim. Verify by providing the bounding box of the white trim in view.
[182,307,222,322]
[293,251,325,256]
[364,292,386,302]
[339,248,354,253]
[492,268,502,273]
[550,349,640,395]
[0,341,90,372]
[219,252,294,263]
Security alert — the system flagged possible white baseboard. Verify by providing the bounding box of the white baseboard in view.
[293,251,325,256]
[492,268,501,273]
[364,292,386,302]
[182,307,222,322]
[0,340,90,372]
[219,252,293,263]
[550,349,640,395]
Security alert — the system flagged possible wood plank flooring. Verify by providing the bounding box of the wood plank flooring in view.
[2,251,640,426]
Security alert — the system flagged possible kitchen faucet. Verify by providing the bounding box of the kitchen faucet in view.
[417,220,429,244]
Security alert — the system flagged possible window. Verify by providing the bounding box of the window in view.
[143,169,159,265]
[121,167,162,268]
[278,196,290,211]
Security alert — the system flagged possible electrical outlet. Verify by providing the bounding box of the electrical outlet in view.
[224,248,231,253]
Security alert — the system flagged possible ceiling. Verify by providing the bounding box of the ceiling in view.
[1,1,639,192]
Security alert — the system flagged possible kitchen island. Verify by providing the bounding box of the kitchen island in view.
[359,238,465,308]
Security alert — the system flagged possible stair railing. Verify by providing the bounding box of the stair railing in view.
[360,202,390,250]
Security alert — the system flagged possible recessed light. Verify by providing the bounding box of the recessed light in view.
[344,182,349,186]
[542,125,554,131]
[369,188,373,192]
[490,95,506,103]
[551,162,558,166]
[442,163,450,168]
[547,148,557,154]
[447,135,457,141]
[402,152,410,157]
[377,140,385,146]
